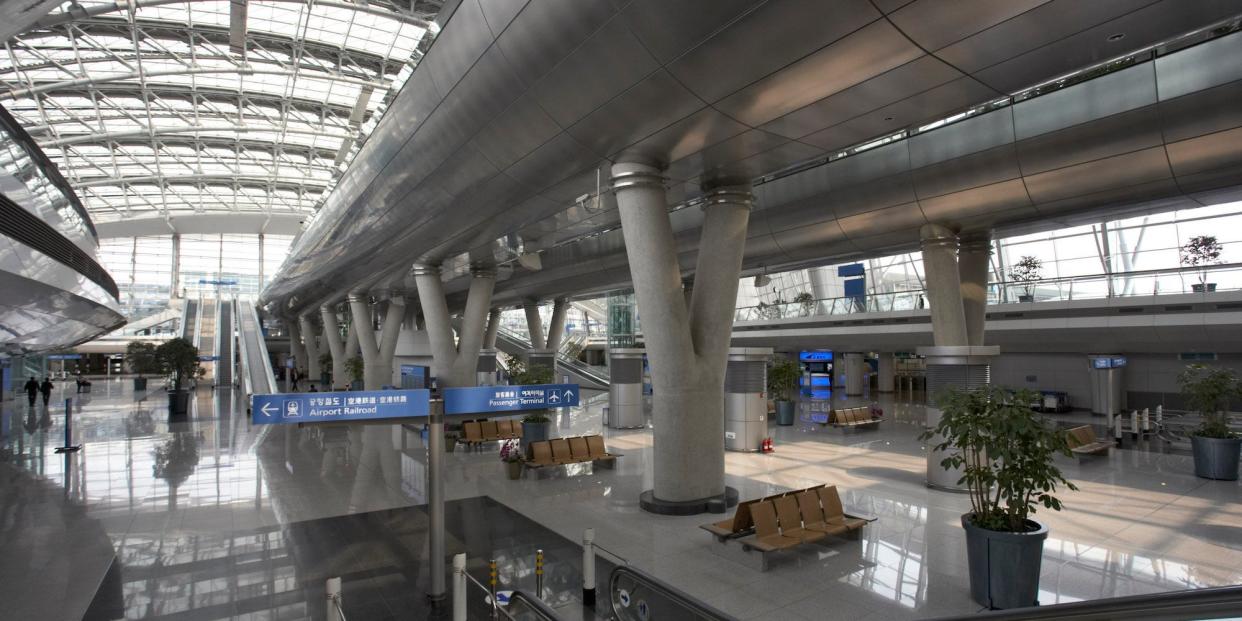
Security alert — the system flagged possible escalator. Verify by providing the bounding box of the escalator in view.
[236,300,276,397]
[197,298,217,381]
[493,326,609,389]
[180,298,198,342]
[610,565,737,621]
[215,300,233,386]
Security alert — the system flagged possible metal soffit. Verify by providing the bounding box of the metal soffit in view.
[0,0,440,231]
[262,0,1242,315]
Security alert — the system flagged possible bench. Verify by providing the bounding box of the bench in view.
[704,485,874,571]
[1066,425,1112,457]
[830,407,880,430]
[525,435,619,470]
[461,419,523,448]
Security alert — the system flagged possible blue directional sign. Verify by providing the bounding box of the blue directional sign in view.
[443,383,580,415]
[251,389,430,425]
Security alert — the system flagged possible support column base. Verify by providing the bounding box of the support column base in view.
[639,487,738,516]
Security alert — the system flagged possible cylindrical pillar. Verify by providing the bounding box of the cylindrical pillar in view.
[920,224,968,347]
[326,577,342,621]
[877,353,895,393]
[919,345,999,491]
[546,298,568,353]
[582,528,596,608]
[428,399,446,601]
[523,300,545,350]
[607,349,645,428]
[844,352,865,396]
[483,308,501,349]
[452,553,467,621]
[476,348,498,386]
[958,235,992,347]
[299,315,321,387]
[724,348,772,452]
[321,304,348,390]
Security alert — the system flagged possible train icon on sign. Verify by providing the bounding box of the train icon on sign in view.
[285,400,302,418]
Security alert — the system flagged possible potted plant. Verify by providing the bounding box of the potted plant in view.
[1008,255,1042,302]
[768,356,802,426]
[1178,364,1241,480]
[500,439,523,480]
[153,431,200,509]
[156,337,200,416]
[921,385,1078,610]
[1181,235,1223,293]
[513,360,555,443]
[344,356,365,390]
[126,340,159,391]
[793,291,816,317]
[318,352,333,387]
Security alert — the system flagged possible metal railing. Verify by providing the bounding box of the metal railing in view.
[734,263,1242,322]
[925,584,1242,621]
[506,590,561,621]
[495,325,610,387]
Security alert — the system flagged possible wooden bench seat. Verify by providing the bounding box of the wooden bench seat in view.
[460,419,523,448]
[523,435,622,471]
[1066,425,1112,456]
[830,407,880,429]
[711,484,876,570]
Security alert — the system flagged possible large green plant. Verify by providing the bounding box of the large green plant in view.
[319,352,333,374]
[767,357,802,402]
[513,363,554,386]
[126,341,160,377]
[156,337,200,391]
[920,385,1078,532]
[1180,235,1223,288]
[1178,364,1239,439]
[344,356,364,383]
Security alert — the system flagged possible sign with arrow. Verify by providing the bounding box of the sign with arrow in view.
[443,383,580,415]
[251,389,430,425]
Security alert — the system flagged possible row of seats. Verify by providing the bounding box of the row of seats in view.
[461,419,522,446]
[701,484,868,540]
[526,435,617,468]
[1066,425,1113,456]
[744,486,868,553]
[830,407,880,428]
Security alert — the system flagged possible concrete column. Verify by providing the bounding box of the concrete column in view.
[320,304,348,390]
[287,319,307,379]
[371,295,406,389]
[344,321,359,359]
[413,265,495,387]
[682,277,694,310]
[920,224,968,347]
[844,352,865,396]
[523,300,545,349]
[958,235,991,347]
[613,159,750,514]
[877,352,895,393]
[298,314,322,387]
[348,293,382,389]
[545,298,569,352]
[483,308,501,349]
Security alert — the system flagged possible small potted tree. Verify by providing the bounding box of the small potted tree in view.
[514,361,555,443]
[126,340,159,391]
[318,353,333,388]
[156,337,200,416]
[768,356,802,426]
[793,291,816,317]
[1178,364,1241,480]
[1008,256,1042,302]
[1181,235,1223,293]
[344,356,365,390]
[921,385,1078,610]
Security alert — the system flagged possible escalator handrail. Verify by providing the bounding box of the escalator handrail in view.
[237,301,254,397]
[925,585,1242,621]
[495,325,610,385]
[506,590,563,621]
[609,564,739,621]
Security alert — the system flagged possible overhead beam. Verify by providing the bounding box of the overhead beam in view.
[93,211,306,237]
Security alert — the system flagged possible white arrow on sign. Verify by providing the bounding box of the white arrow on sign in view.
[260,402,277,418]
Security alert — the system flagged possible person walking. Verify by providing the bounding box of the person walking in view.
[24,376,38,408]
[39,377,54,407]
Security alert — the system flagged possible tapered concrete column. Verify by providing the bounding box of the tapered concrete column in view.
[958,235,991,347]
[287,320,307,376]
[545,298,569,352]
[614,159,750,514]
[844,352,865,396]
[413,265,495,387]
[320,304,348,390]
[298,315,322,386]
[483,308,501,349]
[682,278,694,310]
[344,322,359,359]
[920,224,968,347]
[523,300,545,349]
[877,352,895,393]
[348,292,382,390]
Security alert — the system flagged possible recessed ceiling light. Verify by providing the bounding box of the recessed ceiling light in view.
[1107,33,1125,42]
[884,116,894,121]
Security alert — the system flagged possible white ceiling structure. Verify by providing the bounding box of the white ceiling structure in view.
[0,0,441,237]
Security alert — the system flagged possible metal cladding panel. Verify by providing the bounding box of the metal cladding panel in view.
[1157,12,1242,100]
[970,0,1242,93]
[538,164,611,203]
[567,69,706,157]
[917,179,1037,230]
[926,364,991,405]
[530,16,658,128]
[469,92,563,171]
[667,0,879,104]
[912,143,1022,200]
[768,221,856,256]
[618,0,761,64]
[492,0,616,87]
[1165,127,1242,192]
[713,20,924,126]
[610,357,643,384]
[909,108,1014,168]
[1016,105,1165,175]
[1013,63,1157,140]
[428,141,502,200]
[1159,81,1242,144]
[616,107,750,167]
[761,55,964,140]
[889,0,1049,52]
[733,141,825,181]
[503,132,595,193]
[1024,146,1172,204]
[478,0,526,36]
[426,0,494,96]
[724,360,766,393]
[1034,177,1182,219]
[754,157,832,207]
[837,202,925,240]
[823,142,915,218]
[934,0,1155,73]
[665,129,790,182]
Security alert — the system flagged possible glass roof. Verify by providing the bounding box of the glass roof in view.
[0,0,440,228]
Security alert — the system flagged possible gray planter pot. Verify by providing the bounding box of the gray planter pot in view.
[1191,435,1241,480]
[133,377,147,391]
[775,400,795,426]
[1018,294,1035,302]
[349,379,364,391]
[1191,283,1218,293]
[521,419,552,447]
[167,389,190,416]
[962,513,1047,610]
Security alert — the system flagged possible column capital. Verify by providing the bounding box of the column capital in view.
[610,161,666,191]
[959,234,993,255]
[920,223,959,251]
[700,185,754,211]
[470,265,496,279]
[411,263,440,277]
[346,292,368,304]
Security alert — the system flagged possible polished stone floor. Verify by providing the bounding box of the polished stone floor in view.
[0,377,1239,620]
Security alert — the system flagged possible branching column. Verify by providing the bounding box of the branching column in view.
[958,235,992,346]
[348,292,405,390]
[298,314,321,386]
[320,304,348,390]
[414,265,495,388]
[920,223,968,347]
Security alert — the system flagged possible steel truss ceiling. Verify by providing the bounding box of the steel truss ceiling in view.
[0,0,440,230]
